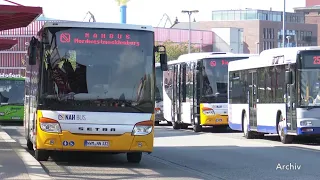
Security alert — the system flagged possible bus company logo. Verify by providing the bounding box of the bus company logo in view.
[58,114,75,120]
[58,114,86,121]
[58,114,64,120]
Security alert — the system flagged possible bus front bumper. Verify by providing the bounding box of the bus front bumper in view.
[200,114,228,126]
[36,131,154,153]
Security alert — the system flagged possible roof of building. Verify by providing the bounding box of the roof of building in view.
[171,21,217,31]
[36,15,58,21]
[0,4,42,51]
[0,4,42,31]
[294,6,320,12]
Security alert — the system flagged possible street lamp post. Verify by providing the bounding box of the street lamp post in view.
[182,10,199,53]
[282,0,286,47]
[286,36,291,47]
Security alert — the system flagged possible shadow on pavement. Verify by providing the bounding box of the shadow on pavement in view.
[3,126,320,180]
[155,126,240,138]
[151,145,320,180]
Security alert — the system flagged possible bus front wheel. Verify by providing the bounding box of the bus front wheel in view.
[27,139,33,151]
[193,124,202,132]
[127,152,142,163]
[35,150,49,161]
[172,121,180,129]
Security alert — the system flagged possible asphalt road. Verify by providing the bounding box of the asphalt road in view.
[2,124,320,180]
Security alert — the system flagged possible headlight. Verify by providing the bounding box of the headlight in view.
[300,121,313,126]
[132,120,153,136]
[39,117,62,133]
[155,108,162,114]
[202,107,215,115]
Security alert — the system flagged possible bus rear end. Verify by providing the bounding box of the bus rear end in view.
[25,22,168,163]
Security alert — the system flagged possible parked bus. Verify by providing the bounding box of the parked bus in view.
[24,21,168,163]
[0,67,25,122]
[228,46,320,144]
[163,52,257,132]
[155,63,171,125]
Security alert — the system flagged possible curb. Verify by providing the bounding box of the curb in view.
[0,126,52,180]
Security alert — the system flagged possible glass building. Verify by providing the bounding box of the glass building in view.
[212,9,305,23]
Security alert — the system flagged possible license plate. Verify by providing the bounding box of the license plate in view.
[216,119,222,122]
[84,140,109,147]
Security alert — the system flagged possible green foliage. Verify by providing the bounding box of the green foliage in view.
[155,40,199,62]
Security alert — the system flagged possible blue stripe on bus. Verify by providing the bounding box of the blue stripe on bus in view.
[229,123,278,134]
[230,122,320,135]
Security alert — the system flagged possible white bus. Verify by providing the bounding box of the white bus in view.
[163,52,257,132]
[155,63,171,125]
[228,46,320,144]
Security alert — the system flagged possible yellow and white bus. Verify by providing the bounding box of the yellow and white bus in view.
[163,52,257,132]
[24,21,167,163]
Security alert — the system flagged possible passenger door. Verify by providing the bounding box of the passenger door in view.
[286,64,297,133]
[248,71,258,130]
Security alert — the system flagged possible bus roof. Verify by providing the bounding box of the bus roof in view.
[40,21,154,32]
[168,52,258,65]
[229,46,320,71]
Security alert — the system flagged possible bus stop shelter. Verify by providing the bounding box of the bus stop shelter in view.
[0,4,42,50]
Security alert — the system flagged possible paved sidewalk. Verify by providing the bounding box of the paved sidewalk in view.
[0,126,52,180]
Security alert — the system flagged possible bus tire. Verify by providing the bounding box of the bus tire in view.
[181,124,189,129]
[243,113,254,139]
[277,114,293,144]
[172,122,180,129]
[193,124,202,132]
[27,139,33,151]
[127,152,142,163]
[35,149,49,161]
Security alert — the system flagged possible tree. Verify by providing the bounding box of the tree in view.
[155,40,199,62]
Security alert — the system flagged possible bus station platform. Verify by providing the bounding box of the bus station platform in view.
[0,126,52,180]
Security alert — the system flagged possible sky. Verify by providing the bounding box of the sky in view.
[1,0,306,27]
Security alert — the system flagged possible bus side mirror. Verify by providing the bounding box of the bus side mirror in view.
[160,53,168,71]
[285,71,293,84]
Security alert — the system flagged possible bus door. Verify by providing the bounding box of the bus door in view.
[248,70,258,130]
[172,64,181,123]
[285,64,297,133]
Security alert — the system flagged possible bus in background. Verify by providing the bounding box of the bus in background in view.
[228,46,320,144]
[155,63,171,125]
[0,67,25,122]
[163,52,257,132]
[24,22,168,163]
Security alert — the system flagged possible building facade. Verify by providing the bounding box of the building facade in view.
[173,9,317,54]
[0,17,214,68]
[295,6,320,45]
[306,0,320,7]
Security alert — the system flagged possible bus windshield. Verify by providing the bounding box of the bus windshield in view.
[299,52,320,107]
[40,27,154,113]
[155,66,163,101]
[0,79,24,105]
[202,57,248,103]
